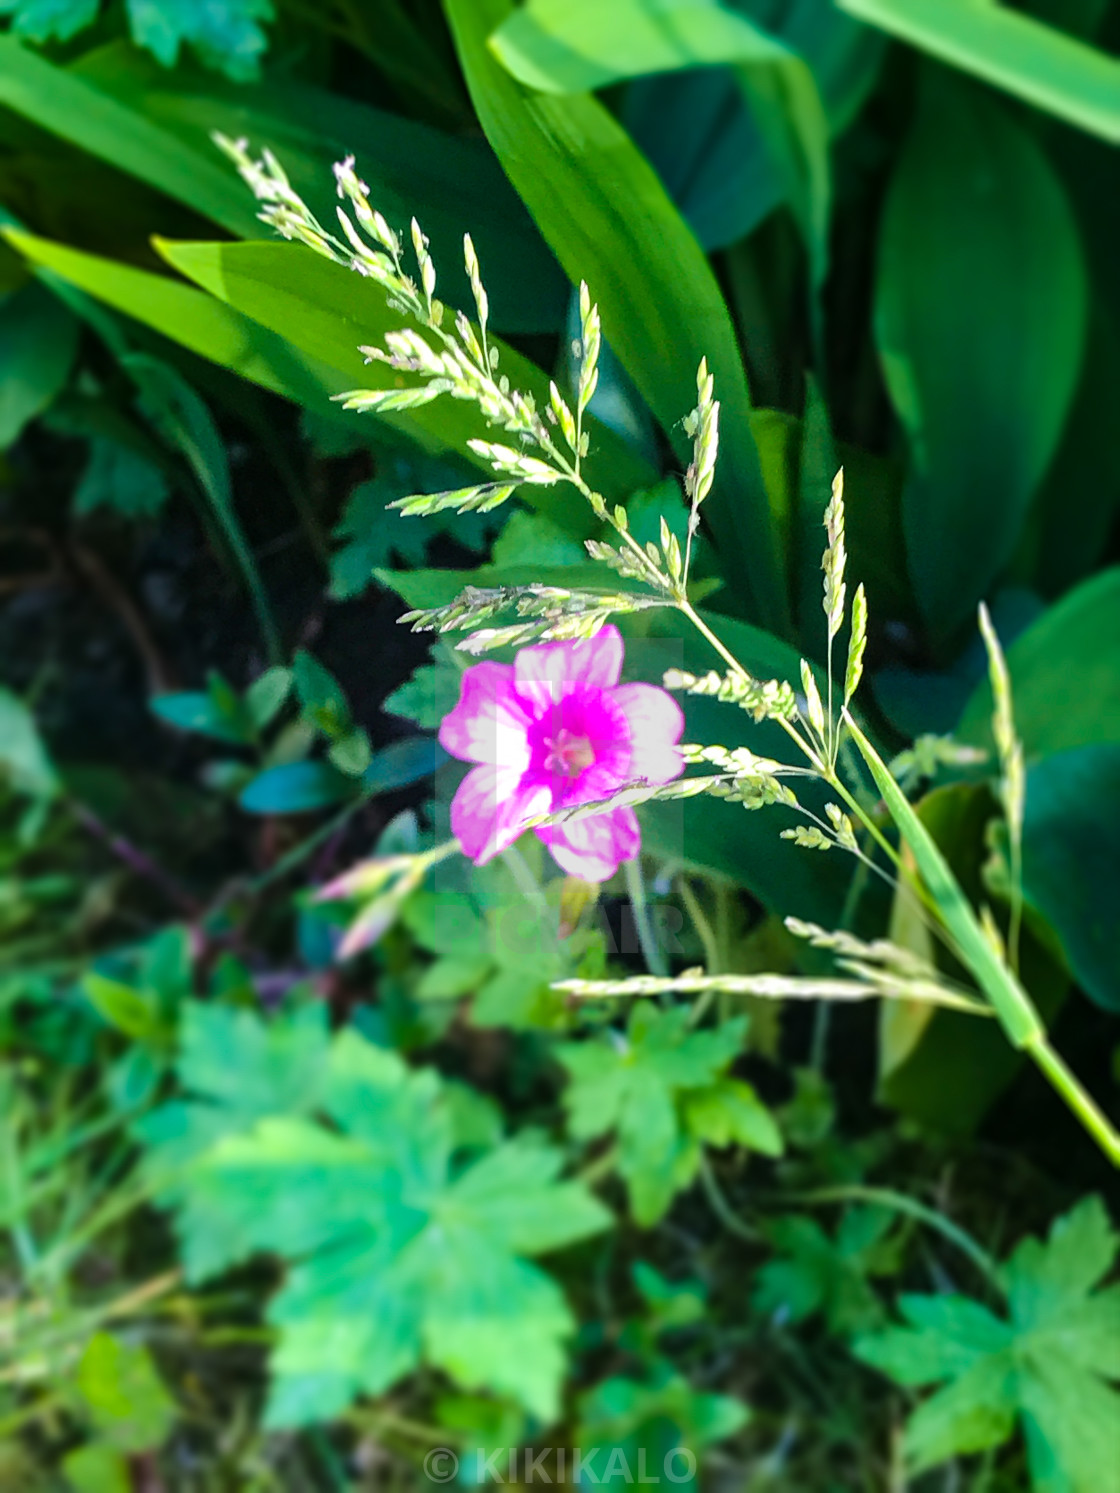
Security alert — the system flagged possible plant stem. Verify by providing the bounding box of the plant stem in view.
[624,857,667,977]
[1026,1037,1120,1166]
[697,1152,757,1242]
[786,1185,998,1284]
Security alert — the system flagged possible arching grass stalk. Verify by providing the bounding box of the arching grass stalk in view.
[219,139,1119,1166]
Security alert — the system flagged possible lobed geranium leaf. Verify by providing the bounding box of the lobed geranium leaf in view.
[558,1006,771,1225]
[855,1196,1120,1488]
[139,1004,610,1425]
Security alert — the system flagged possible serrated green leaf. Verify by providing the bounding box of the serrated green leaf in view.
[0,0,98,42]
[125,0,273,81]
[140,1005,610,1425]
[856,1196,1120,1489]
[383,662,464,732]
[754,1208,895,1336]
[558,1008,749,1224]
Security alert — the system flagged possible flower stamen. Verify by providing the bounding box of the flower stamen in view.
[544,728,596,778]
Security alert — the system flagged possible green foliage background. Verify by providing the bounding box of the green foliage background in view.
[0,1,1118,1489]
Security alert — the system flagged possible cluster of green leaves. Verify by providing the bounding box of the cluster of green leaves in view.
[138,1000,612,1427]
[559,1004,782,1224]
[150,651,440,815]
[0,0,274,78]
[2,0,1120,1485]
[857,1197,1120,1491]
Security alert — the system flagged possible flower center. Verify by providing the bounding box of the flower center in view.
[543,727,595,778]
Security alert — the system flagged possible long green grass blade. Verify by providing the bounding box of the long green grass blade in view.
[844,713,1042,1048]
[837,0,1120,143]
[445,0,791,635]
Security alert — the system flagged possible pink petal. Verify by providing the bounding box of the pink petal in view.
[612,683,685,785]
[438,662,532,769]
[451,764,552,865]
[536,806,640,882]
[513,625,624,710]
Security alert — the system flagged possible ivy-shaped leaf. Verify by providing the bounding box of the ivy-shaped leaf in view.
[558,1006,779,1225]
[139,1003,610,1427]
[855,1197,1120,1490]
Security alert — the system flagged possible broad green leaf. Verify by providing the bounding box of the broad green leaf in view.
[620,3,880,253]
[446,0,789,634]
[489,0,829,290]
[61,1444,130,1493]
[0,686,58,797]
[957,569,1120,758]
[1018,317,1120,600]
[876,73,1087,639]
[239,761,356,815]
[384,662,466,732]
[0,37,259,234]
[73,438,169,518]
[124,0,273,81]
[71,40,567,333]
[837,0,1120,143]
[153,238,650,520]
[2,230,358,416]
[0,279,77,446]
[558,1006,751,1224]
[361,737,447,794]
[142,1009,610,1424]
[858,1197,1120,1489]
[1021,746,1120,1012]
[73,1331,175,1451]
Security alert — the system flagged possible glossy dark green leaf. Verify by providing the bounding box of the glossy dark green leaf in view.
[1017,315,1120,600]
[957,569,1120,758]
[70,42,567,334]
[837,0,1120,142]
[489,0,830,289]
[154,238,651,521]
[0,280,78,446]
[3,229,357,415]
[446,0,789,634]
[876,74,1088,639]
[0,37,259,235]
[363,737,448,794]
[239,761,356,815]
[1022,745,1120,1012]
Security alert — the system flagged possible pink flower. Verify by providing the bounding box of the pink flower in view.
[438,625,684,882]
